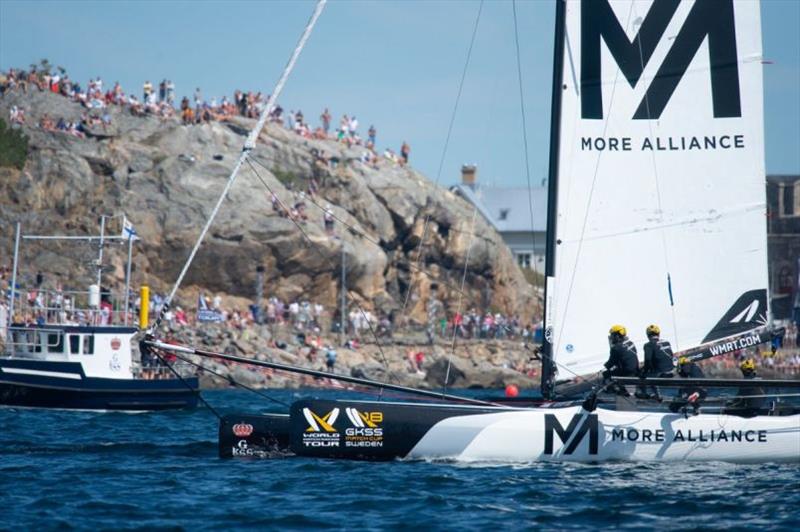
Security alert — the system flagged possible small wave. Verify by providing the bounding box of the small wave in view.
[0,439,216,457]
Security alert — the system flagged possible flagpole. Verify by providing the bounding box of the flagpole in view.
[124,232,133,326]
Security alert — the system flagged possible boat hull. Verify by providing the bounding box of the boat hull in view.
[0,360,199,411]
[221,400,800,463]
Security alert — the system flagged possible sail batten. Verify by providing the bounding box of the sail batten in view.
[545,0,769,380]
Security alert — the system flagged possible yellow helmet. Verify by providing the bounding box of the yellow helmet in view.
[740,359,756,372]
[677,356,691,366]
[646,324,661,336]
[609,324,627,337]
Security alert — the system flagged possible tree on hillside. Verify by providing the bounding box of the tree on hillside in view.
[0,118,29,170]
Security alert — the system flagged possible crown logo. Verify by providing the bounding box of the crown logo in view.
[233,423,253,437]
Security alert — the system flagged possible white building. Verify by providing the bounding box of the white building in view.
[451,165,547,273]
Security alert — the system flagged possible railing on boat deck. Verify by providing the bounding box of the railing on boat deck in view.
[5,287,137,327]
[134,363,198,381]
[1,326,66,354]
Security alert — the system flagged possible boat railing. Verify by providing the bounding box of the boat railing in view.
[1,326,66,357]
[134,362,197,381]
[8,287,136,326]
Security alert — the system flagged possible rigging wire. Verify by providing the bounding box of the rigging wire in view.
[247,153,483,302]
[512,0,541,295]
[149,345,223,420]
[555,2,635,363]
[244,158,401,386]
[152,0,327,333]
[400,0,484,317]
[166,350,290,407]
[633,7,680,347]
[441,207,479,397]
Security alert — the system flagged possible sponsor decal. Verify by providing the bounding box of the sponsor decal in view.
[610,428,767,444]
[545,414,769,455]
[579,135,746,153]
[301,408,341,448]
[545,413,599,455]
[110,337,121,350]
[109,353,121,372]
[581,0,741,120]
[233,423,254,437]
[232,439,270,458]
[344,408,384,448]
[702,290,768,343]
[706,333,762,358]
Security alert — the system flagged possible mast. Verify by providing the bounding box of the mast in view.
[540,0,566,400]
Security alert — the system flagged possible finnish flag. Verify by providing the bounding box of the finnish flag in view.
[122,217,139,240]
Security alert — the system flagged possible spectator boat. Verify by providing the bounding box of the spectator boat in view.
[147,0,800,462]
[0,220,198,411]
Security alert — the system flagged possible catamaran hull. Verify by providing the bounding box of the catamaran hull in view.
[221,400,800,463]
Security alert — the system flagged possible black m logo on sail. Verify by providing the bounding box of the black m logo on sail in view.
[581,0,741,120]
[544,414,599,455]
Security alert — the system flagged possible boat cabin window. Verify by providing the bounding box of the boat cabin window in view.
[69,335,80,355]
[82,335,94,355]
[47,333,64,354]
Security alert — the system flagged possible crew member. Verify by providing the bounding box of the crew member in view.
[669,356,707,414]
[724,358,766,418]
[602,324,639,396]
[636,324,674,401]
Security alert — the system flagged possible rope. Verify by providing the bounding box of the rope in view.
[554,2,635,360]
[512,0,540,289]
[244,159,400,386]
[400,0,484,317]
[247,154,480,301]
[153,0,327,332]
[634,10,680,346]
[149,344,222,419]
[442,207,479,396]
[168,350,290,407]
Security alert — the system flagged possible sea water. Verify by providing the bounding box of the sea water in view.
[1,389,798,530]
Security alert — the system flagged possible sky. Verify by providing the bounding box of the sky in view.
[1,0,798,188]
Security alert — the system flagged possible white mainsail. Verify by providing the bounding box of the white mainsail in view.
[546,0,768,379]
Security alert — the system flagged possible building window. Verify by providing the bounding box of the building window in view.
[498,209,510,221]
[517,253,532,269]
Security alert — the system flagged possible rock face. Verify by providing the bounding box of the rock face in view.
[0,90,537,322]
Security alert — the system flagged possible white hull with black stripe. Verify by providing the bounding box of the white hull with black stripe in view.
[220,400,800,463]
[1,325,198,411]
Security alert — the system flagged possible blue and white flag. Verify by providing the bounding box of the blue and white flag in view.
[122,216,139,240]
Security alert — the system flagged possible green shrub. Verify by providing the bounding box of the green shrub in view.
[0,118,29,170]
[272,167,302,188]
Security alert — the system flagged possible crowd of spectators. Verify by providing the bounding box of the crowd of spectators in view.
[1,66,412,168]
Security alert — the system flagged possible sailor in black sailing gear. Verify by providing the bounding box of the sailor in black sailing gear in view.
[724,358,766,418]
[669,356,707,414]
[602,324,639,396]
[635,324,674,401]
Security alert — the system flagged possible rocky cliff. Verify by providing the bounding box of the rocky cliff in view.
[0,90,537,323]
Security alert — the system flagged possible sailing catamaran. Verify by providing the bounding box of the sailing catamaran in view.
[149,0,800,462]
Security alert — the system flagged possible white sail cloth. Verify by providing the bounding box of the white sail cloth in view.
[546,0,768,378]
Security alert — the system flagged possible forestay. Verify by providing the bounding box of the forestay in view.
[545,0,768,379]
